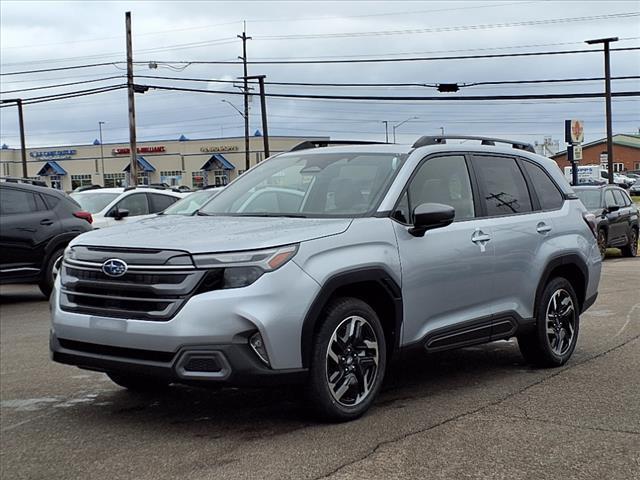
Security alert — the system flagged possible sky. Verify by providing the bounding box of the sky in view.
[1,0,639,149]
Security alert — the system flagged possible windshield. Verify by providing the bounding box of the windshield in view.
[575,189,602,209]
[70,192,119,213]
[162,190,221,215]
[199,152,405,217]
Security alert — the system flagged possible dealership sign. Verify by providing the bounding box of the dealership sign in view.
[112,146,166,155]
[30,149,77,159]
[565,119,584,144]
[200,145,239,153]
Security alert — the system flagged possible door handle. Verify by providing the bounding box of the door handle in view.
[536,222,552,234]
[471,230,491,252]
[40,219,54,226]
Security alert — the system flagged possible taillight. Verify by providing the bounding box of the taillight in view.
[73,211,93,224]
[582,212,597,238]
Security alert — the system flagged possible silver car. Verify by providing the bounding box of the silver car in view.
[50,136,601,421]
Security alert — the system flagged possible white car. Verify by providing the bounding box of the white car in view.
[70,187,183,229]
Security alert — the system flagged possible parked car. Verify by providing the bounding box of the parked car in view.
[574,185,638,258]
[630,182,640,196]
[159,187,224,216]
[70,187,182,228]
[0,179,93,296]
[51,136,601,421]
[73,184,102,192]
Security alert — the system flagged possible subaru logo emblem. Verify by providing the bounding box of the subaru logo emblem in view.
[102,258,128,278]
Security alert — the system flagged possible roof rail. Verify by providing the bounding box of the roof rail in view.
[289,140,388,152]
[412,135,535,153]
[0,176,48,187]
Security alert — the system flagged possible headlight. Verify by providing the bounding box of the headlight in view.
[193,245,298,291]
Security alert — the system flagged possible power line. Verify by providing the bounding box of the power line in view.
[0,62,123,77]
[0,84,126,107]
[254,12,640,40]
[0,76,126,94]
[141,83,640,102]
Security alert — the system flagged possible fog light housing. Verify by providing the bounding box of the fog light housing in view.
[249,332,270,366]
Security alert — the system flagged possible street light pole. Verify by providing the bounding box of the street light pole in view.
[98,121,105,183]
[586,37,618,184]
[392,116,418,143]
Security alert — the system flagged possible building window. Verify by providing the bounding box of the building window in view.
[213,169,228,186]
[256,151,263,163]
[71,174,92,190]
[104,172,125,188]
[137,172,149,186]
[238,169,246,175]
[160,170,183,186]
[635,162,640,170]
[192,171,205,189]
[613,163,624,173]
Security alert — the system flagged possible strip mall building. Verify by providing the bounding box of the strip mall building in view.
[0,135,328,191]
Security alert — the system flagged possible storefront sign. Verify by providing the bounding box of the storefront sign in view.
[30,149,77,159]
[564,119,584,144]
[200,145,239,153]
[112,146,166,155]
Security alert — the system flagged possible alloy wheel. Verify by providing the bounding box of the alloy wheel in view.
[546,289,576,356]
[597,231,607,259]
[325,315,379,407]
[630,230,638,256]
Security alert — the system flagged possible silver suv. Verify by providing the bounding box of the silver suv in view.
[50,136,601,421]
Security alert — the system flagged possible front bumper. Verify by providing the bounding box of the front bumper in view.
[50,259,321,378]
[50,333,307,386]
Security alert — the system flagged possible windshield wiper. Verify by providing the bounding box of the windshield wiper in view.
[240,213,308,218]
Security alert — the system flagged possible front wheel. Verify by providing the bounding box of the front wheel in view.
[597,229,607,260]
[518,277,580,368]
[621,228,638,257]
[306,297,386,422]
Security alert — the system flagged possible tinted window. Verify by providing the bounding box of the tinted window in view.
[34,194,49,211]
[521,161,564,210]
[0,188,39,215]
[473,156,532,216]
[42,194,61,210]
[116,193,149,216]
[405,155,475,221]
[71,192,119,213]
[604,190,616,208]
[612,189,627,208]
[149,193,178,213]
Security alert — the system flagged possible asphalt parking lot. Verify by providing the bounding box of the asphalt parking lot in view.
[1,257,638,480]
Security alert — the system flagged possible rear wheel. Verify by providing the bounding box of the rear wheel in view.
[518,277,579,368]
[306,297,386,422]
[38,247,64,298]
[597,229,607,260]
[106,372,170,392]
[621,228,638,257]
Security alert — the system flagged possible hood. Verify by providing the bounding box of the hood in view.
[72,215,352,254]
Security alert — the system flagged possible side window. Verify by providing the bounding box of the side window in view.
[604,190,616,208]
[116,193,149,216]
[0,188,39,215]
[149,194,178,213]
[393,192,410,224]
[521,160,564,210]
[622,191,633,207]
[612,189,627,208]
[473,156,532,216]
[405,155,475,222]
[34,194,49,211]
[42,194,61,210]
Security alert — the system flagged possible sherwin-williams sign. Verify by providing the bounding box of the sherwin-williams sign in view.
[112,146,166,155]
[30,149,77,159]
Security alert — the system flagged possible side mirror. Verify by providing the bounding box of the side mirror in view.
[605,204,620,213]
[114,208,130,220]
[409,203,455,237]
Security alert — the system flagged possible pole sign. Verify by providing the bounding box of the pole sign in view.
[565,119,584,144]
[572,145,583,161]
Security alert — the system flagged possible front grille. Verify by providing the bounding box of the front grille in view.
[58,338,175,363]
[183,357,222,372]
[59,247,209,321]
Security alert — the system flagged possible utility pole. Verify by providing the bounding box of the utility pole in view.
[98,121,105,183]
[244,75,270,158]
[126,11,138,185]
[382,121,389,143]
[586,37,618,184]
[1,99,28,177]
[238,23,251,171]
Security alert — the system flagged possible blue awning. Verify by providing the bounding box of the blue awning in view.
[37,161,67,176]
[122,156,156,173]
[200,153,235,171]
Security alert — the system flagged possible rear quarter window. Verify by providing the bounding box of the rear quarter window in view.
[520,160,564,210]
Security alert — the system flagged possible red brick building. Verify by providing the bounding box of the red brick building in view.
[552,134,640,173]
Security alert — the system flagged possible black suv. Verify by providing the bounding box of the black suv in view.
[574,185,638,258]
[0,179,93,296]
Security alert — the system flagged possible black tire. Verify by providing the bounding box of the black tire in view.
[518,277,580,368]
[597,229,607,260]
[306,297,386,422]
[621,228,638,257]
[38,247,65,298]
[106,372,170,392]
